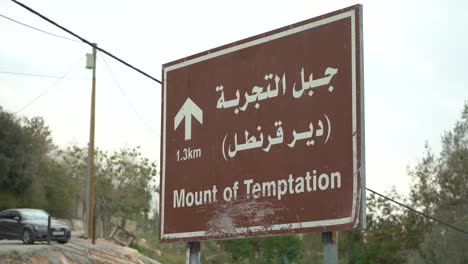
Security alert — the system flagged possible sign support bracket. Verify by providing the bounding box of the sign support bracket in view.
[322,231,338,264]
[186,241,201,264]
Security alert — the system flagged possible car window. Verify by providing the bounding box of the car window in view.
[19,210,49,220]
[0,211,11,219]
[11,211,20,219]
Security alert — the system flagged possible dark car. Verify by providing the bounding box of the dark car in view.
[0,208,71,244]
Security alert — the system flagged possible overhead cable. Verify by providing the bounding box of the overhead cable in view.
[100,53,159,137]
[14,56,83,114]
[367,187,468,235]
[0,13,81,42]
[0,70,85,79]
[9,0,162,85]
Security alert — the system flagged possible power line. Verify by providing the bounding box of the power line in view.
[9,0,162,85]
[366,187,468,235]
[0,13,81,43]
[0,70,85,79]
[14,57,83,114]
[100,53,159,137]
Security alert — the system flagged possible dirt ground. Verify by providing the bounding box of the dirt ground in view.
[0,238,160,264]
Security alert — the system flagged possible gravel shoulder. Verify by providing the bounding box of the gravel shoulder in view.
[0,238,160,264]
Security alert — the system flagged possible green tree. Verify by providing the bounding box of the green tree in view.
[407,102,468,263]
[221,235,302,263]
[93,147,157,236]
[57,145,88,218]
[339,103,468,264]
[18,116,66,214]
[338,189,414,264]
[0,108,60,211]
[0,107,75,218]
[0,107,34,199]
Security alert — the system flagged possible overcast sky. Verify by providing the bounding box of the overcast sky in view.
[0,0,467,196]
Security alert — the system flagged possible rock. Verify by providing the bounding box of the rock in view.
[138,238,148,249]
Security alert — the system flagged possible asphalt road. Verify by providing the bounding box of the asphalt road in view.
[0,238,160,264]
[0,238,93,263]
[0,239,49,252]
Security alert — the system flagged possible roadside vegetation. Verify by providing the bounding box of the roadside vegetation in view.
[1,103,466,263]
[0,106,157,238]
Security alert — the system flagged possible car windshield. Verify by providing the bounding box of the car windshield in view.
[20,210,49,220]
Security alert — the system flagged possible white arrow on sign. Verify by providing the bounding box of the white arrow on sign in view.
[174,97,203,141]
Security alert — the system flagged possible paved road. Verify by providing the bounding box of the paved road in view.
[0,239,49,253]
[0,238,160,264]
[0,238,92,263]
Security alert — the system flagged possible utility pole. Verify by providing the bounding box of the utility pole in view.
[84,44,97,240]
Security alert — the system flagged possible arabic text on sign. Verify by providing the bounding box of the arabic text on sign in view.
[216,66,338,114]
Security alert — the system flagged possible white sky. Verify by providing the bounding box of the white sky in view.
[0,0,467,197]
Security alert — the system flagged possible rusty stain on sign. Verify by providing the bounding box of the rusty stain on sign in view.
[206,197,279,238]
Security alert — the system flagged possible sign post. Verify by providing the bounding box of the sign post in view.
[186,241,201,264]
[160,6,364,259]
[322,231,338,264]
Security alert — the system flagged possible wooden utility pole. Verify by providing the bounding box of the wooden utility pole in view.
[85,44,97,241]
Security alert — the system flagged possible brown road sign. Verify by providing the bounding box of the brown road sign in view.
[160,4,364,242]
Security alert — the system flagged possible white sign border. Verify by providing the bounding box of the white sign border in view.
[161,8,360,240]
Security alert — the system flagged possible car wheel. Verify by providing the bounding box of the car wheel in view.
[22,229,34,244]
[58,240,69,244]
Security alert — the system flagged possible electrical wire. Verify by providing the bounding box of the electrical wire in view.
[0,13,82,43]
[366,187,468,235]
[14,56,83,114]
[9,0,162,85]
[0,70,85,79]
[100,53,159,137]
